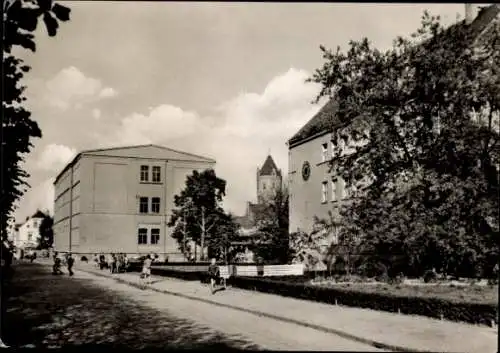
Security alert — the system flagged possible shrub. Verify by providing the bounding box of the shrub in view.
[389,273,405,285]
[423,269,438,283]
[81,256,88,262]
[228,276,498,326]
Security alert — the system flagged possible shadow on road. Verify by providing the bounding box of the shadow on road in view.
[2,263,261,350]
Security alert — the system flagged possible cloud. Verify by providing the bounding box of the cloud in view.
[99,68,325,215]
[92,108,101,120]
[37,143,77,172]
[44,66,118,110]
[99,87,117,98]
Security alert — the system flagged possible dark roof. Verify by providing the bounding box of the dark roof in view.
[234,215,255,229]
[288,98,340,147]
[31,210,46,219]
[259,155,281,176]
[287,4,499,148]
[248,203,267,216]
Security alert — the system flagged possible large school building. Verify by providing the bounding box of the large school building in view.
[53,144,215,261]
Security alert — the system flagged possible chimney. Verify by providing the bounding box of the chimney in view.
[465,4,474,25]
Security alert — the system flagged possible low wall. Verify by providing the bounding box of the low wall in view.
[146,263,304,277]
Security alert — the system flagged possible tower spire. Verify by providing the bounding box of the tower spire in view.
[267,147,271,156]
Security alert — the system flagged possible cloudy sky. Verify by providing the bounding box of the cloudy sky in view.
[13,2,467,222]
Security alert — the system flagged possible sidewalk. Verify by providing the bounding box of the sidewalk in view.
[73,262,497,353]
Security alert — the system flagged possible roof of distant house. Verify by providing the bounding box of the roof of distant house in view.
[259,155,281,177]
[287,4,499,148]
[31,210,46,219]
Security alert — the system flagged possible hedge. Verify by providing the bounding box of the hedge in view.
[125,265,497,326]
[229,276,498,327]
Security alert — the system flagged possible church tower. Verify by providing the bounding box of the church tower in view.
[256,154,282,204]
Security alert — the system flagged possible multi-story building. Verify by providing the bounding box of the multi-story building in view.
[53,144,215,261]
[13,210,46,249]
[287,99,351,238]
[287,4,499,239]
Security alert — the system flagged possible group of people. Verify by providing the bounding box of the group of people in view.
[93,253,129,273]
[52,252,74,276]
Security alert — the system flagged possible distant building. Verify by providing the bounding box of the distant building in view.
[52,144,215,261]
[13,210,46,249]
[235,154,282,233]
[233,154,282,261]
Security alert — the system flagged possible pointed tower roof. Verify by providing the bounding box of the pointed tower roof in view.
[259,155,280,176]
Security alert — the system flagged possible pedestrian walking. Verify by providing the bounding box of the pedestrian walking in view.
[141,255,152,287]
[123,254,129,272]
[67,253,75,276]
[107,253,114,273]
[207,258,220,295]
[93,253,99,268]
[52,254,63,275]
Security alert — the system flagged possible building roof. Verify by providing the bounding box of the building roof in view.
[287,4,499,148]
[287,98,340,147]
[259,155,281,176]
[31,210,46,219]
[54,144,216,185]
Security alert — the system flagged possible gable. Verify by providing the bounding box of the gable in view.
[82,144,215,163]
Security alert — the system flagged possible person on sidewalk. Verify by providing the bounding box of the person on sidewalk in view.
[108,253,115,274]
[93,253,99,269]
[141,255,152,287]
[52,254,63,275]
[67,253,75,276]
[207,258,220,295]
[123,254,129,272]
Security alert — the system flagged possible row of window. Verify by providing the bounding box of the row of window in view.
[321,178,354,203]
[139,197,161,214]
[138,228,160,245]
[140,165,162,183]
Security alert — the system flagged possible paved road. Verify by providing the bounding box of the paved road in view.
[2,263,384,350]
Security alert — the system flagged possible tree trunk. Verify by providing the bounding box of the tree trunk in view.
[200,206,206,261]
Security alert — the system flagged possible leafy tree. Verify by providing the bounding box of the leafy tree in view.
[308,8,499,278]
[168,169,236,262]
[206,212,240,263]
[37,214,53,250]
[2,0,71,241]
[251,184,290,264]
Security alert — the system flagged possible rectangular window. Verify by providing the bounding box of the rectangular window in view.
[152,166,161,183]
[139,197,149,213]
[151,228,160,245]
[28,232,33,241]
[151,197,160,214]
[321,181,328,203]
[321,143,328,162]
[331,178,337,202]
[140,165,149,182]
[138,228,148,244]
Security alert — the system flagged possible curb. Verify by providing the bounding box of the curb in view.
[77,267,430,353]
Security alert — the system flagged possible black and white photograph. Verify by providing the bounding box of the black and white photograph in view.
[1,1,499,351]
